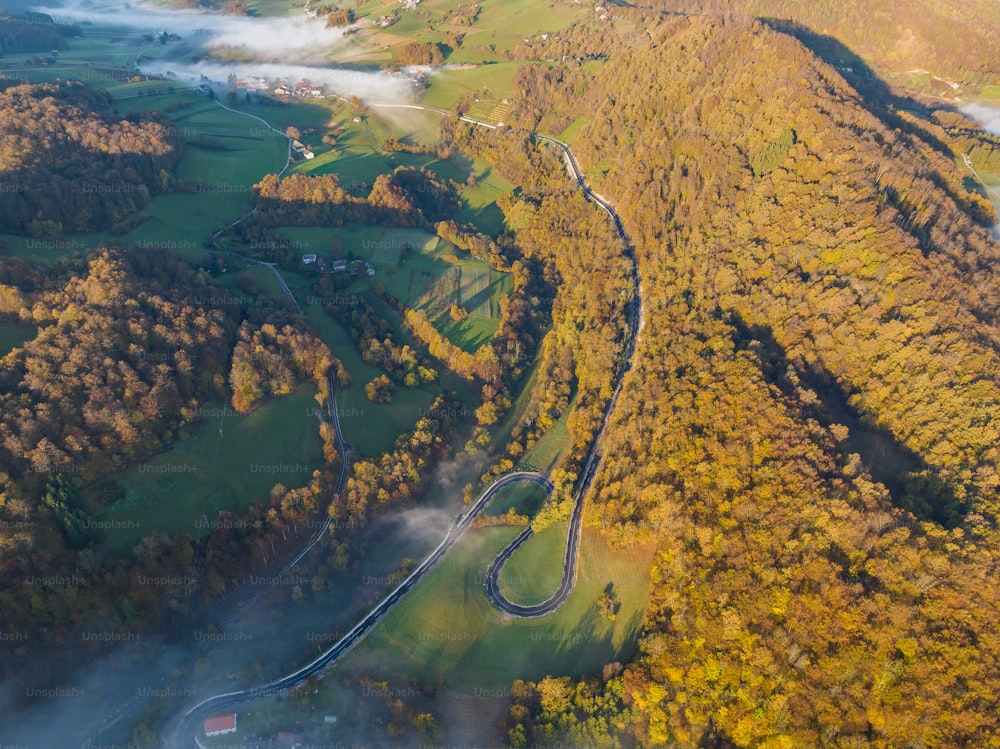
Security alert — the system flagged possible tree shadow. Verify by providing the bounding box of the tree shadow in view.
[461,275,500,319]
[759,19,994,227]
[729,313,969,527]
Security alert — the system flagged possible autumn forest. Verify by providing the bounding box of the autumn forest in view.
[3,0,1000,747]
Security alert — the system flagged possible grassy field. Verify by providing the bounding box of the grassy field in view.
[236,261,444,457]
[979,85,1000,103]
[481,480,548,518]
[0,87,290,263]
[453,158,511,235]
[558,115,589,144]
[85,386,324,552]
[422,63,521,112]
[287,102,511,236]
[0,322,36,358]
[518,395,575,473]
[279,224,511,355]
[338,523,655,691]
[498,520,567,605]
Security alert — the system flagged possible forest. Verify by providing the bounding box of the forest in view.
[6,3,1000,743]
[640,0,1000,88]
[471,11,1000,748]
[0,14,80,54]
[0,81,183,236]
[0,246,352,700]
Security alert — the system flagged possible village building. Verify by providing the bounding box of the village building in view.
[302,254,317,264]
[203,713,237,737]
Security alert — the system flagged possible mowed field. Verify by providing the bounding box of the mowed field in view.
[277,224,512,354]
[85,386,323,552]
[498,520,568,606]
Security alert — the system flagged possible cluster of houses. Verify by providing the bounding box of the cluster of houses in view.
[388,67,428,89]
[291,139,315,160]
[232,76,327,99]
[203,712,306,746]
[303,254,376,276]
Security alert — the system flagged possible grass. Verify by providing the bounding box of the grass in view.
[243,263,442,458]
[498,520,567,606]
[421,63,521,112]
[558,115,589,144]
[280,224,511,355]
[978,84,1000,103]
[518,396,575,473]
[0,90,288,264]
[338,523,655,691]
[85,386,324,553]
[481,480,547,518]
[454,159,512,236]
[234,232,485,454]
[459,262,491,317]
[0,322,36,358]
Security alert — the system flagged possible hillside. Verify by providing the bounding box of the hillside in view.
[0,81,182,236]
[498,13,1000,748]
[644,0,1000,90]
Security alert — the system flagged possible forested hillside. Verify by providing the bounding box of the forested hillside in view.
[0,81,182,236]
[643,0,1000,86]
[0,14,80,54]
[497,14,1000,748]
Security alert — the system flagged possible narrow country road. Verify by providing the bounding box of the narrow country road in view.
[168,99,642,748]
[167,473,553,748]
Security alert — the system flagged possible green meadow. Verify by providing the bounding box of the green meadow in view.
[498,520,567,605]
[86,386,324,552]
[338,524,654,690]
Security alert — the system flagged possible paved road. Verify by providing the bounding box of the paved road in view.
[482,130,641,616]
[170,100,641,746]
[167,472,552,748]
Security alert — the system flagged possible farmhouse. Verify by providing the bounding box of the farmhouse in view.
[302,254,318,264]
[204,713,236,736]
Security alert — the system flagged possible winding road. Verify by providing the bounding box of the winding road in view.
[479,125,641,617]
[168,99,641,748]
[169,472,552,747]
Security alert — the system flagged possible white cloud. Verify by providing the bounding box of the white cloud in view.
[960,102,1000,137]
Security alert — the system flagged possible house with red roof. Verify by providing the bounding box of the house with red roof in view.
[204,712,237,736]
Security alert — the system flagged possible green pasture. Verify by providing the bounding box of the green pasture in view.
[518,395,575,473]
[422,62,520,112]
[85,386,324,552]
[481,479,548,518]
[339,524,653,690]
[498,520,567,605]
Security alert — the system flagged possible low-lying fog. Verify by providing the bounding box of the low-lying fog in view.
[33,0,413,100]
